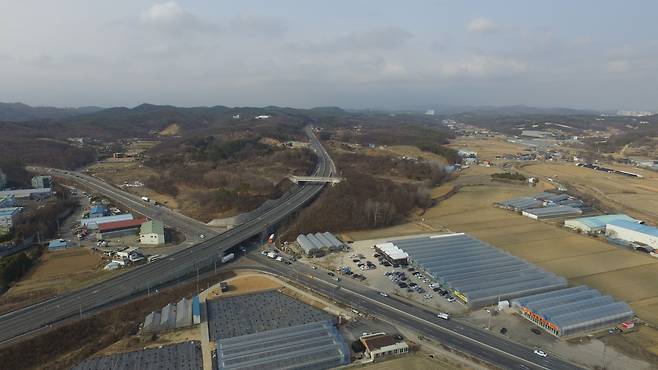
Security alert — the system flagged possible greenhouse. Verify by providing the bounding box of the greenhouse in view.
[393,233,567,308]
[511,286,635,337]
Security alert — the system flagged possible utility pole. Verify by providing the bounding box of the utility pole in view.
[601,342,607,370]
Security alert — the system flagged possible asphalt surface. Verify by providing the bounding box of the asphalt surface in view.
[1,128,584,370]
[0,126,335,345]
[251,255,584,370]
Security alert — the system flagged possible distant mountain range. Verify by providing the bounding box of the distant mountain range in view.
[0,101,608,123]
[375,104,602,116]
[0,102,104,122]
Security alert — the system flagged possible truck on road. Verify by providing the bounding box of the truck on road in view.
[221,253,235,264]
[437,312,450,320]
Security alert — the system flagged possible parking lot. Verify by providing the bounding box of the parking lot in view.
[303,237,468,314]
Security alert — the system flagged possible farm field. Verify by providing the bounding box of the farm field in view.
[0,248,111,313]
[447,137,527,161]
[352,181,658,325]
[520,162,658,224]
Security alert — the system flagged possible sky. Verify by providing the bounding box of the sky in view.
[0,0,656,110]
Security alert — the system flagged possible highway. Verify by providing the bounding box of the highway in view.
[251,255,584,370]
[1,127,584,370]
[0,126,335,345]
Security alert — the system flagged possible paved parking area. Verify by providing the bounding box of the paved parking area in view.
[307,238,468,314]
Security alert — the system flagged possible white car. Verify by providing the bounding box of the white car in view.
[446,297,456,302]
[379,292,388,297]
[533,349,547,358]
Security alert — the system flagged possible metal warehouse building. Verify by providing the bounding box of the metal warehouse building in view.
[564,214,638,234]
[606,220,658,251]
[522,205,582,220]
[216,320,350,370]
[392,233,568,308]
[296,232,343,255]
[495,196,544,211]
[511,286,634,337]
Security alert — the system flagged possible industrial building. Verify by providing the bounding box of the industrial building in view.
[606,220,658,251]
[89,204,108,218]
[360,333,409,362]
[31,175,53,189]
[564,214,639,234]
[374,242,409,265]
[97,218,146,239]
[140,220,166,245]
[0,195,16,208]
[522,205,582,220]
[0,207,22,229]
[216,320,350,370]
[81,213,133,230]
[72,341,203,370]
[296,232,343,255]
[389,233,568,308]
[0,187,52,199]
[511,286,634,337]
[495,196,543,211]
[497,192,585,214]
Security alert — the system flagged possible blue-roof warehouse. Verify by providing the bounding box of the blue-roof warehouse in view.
[564,214,639,234]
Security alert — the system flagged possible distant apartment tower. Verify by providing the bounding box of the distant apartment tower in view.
[0,169,6,190]
[31,175,53,189]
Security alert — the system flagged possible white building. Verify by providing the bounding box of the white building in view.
[606,220,658,251]
[564,214,639,234]
[360,333,409,362]
[140,220,165,245]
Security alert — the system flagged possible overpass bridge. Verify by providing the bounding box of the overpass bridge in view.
[288,175,343,185]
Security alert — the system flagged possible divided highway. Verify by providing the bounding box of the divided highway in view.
[1,127,583,370]
[0,127,334,345]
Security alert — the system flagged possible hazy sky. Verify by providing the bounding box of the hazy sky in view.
[1,1,656,110]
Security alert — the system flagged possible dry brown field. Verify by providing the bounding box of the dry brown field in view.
[0,248,111,313]
[520,162,658,224]
[447,137,527,160]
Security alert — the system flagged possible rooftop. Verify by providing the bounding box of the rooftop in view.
[216,320,349,370]
[206,290,334,341]
[99,218,146,232]
[390,233,567,308]
[72,341,203,370]
[141,220,165,235]
[0,207,22,217]
[607,220,658,237]
[566,214,638,230]
[361,334,396,351]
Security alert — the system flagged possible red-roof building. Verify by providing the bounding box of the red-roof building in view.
[98,218,147,238]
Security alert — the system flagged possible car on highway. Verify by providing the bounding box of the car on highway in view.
[379,292,388,297]
[533,349,547,357]
[327,271,335,277]
[437,312,450,320]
